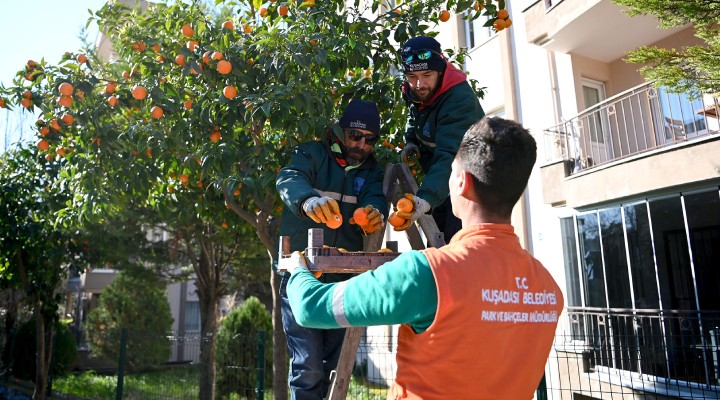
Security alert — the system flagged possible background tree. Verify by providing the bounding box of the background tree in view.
[612,0,720,96]
[85,266,173,372]
[0,0,506,398]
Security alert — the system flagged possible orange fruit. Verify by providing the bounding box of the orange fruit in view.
[388,212,406,228]
[184,99,193,110]
[175,54,187,66]
[37,139,50,151]
[353,208,370,226]
[504,18,512,28]
[0,98,6,108]
[221,222,229,229]
[132,85,147,100]
[217,60,232,74]
[202,51,211,64]
[210,131,222,142]
[211,51,224,60]
[56,147,67,157]
[439,10,451,22]
[179,174,189,184]
[497,9,509,20]
[309,39,318,46]
[40,126,50,136]
[223,85,237,99]
[58,95,73,107]
[190,64,203,75]
[152,44,161,52]
[77,54,88,63]
[279,5,289,16]
[181,24,194,38]
[474,1,482,11]
[20,98,32,108]
[326,214,343,229]
[108,96,118,107]
[105,81,118,94]
[243,24,252,34]
[397,197,413,213]
[146,149,153,158]
[122,70,131,80]
[304,0,315,7]
[132,40,146,52]
[259,7,268,17]
[58,82,74,96]
[187,40,199,52]
[151,106,164,119]
[197,181,204,188]
[60,113,75,125]
[493,18,506,31]
[24,73,34,81]
[51,119,61,131]
[22,91,32,99]
[222,20,234,30]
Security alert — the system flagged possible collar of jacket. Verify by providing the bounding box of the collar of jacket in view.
[403,61,468,111]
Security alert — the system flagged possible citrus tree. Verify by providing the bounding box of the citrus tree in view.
[0,0,508,398]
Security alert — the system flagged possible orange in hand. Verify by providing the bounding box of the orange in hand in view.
[397,198,413,213]
[353,208,369,226]
[326,214,343,229]
[388,212,406,228]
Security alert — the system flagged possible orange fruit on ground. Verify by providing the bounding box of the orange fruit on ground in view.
[108,96,118,107]
[60,114,75,125]
[223,85,237,99]
[151,106,164,119]
[259,7,268,17]
[397,197,414,213]
[77,54,88,63]
[217,60,232,74]
[132,85,147,100]
[58,95,73,107]
[175,54,187,66]
[105,81,118,94]
[181,24,194,38]
[210,131,222,142]
[326,214,343,229]
[184,99,193,110]
[388,212,406,228]
[279,5,289,16]
[20,98,32,108]
[37,139,50,151]
[439,10,451,22]
[353,208,370,226]
[222,20,234,30]
[497,9,509,20]
[493,18,506,31]
[211,51,224,60]
[58,82,74,96]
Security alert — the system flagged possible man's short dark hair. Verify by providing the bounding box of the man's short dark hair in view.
[455,117,537,218]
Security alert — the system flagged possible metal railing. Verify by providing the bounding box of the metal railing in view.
[550,307,720,399]
[543,82,720,174]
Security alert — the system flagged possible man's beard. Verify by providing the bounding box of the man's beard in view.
[343,144,370,166]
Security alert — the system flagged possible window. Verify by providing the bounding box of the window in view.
[464,12,494,49]
[184,301,200,332]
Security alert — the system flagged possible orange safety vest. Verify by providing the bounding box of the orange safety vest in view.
[388,224,564,400]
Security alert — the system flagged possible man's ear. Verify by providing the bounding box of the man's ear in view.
[458,170,474,199]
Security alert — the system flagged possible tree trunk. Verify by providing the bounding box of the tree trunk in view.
[32,301,51,400]
[194,238,220,400]
[270,268,287,400]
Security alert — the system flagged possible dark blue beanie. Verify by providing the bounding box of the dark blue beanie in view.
[400,36,446,73]
[339,99,381,135]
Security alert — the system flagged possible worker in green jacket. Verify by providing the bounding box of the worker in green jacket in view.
[394,36,485,244]
[275,98,388,400]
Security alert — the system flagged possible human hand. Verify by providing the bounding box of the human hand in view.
[350,205,385,234]
[400,142,420,164]
[287,251,322,278]
[302,196,341,225]
[392,193,430,231]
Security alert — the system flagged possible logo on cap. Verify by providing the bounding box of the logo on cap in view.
[349,120,368,129]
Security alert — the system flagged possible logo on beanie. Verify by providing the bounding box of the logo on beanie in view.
[349,120,368,130]
[406,62,429,72]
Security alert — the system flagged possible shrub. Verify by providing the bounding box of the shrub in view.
[216,296,273,399]
[10,319,77,381]
[85,267,172,372]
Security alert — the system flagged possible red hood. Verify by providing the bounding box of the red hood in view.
[403,61,468,110]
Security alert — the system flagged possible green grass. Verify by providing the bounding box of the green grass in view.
[53,367,388,400]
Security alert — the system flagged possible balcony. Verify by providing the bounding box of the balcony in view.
[539,82,720,208]
[551,308,720,398]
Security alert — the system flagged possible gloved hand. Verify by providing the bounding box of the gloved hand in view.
[393,193,430,231]
[400,142,420,164]
[287,251,322,278]
[302,196,341,225]
[350,205,385,234]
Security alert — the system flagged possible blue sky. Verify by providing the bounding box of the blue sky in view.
[0,0,108,151]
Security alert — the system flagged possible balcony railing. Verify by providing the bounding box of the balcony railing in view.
[543,82,720,175]
[554,307,720,396]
